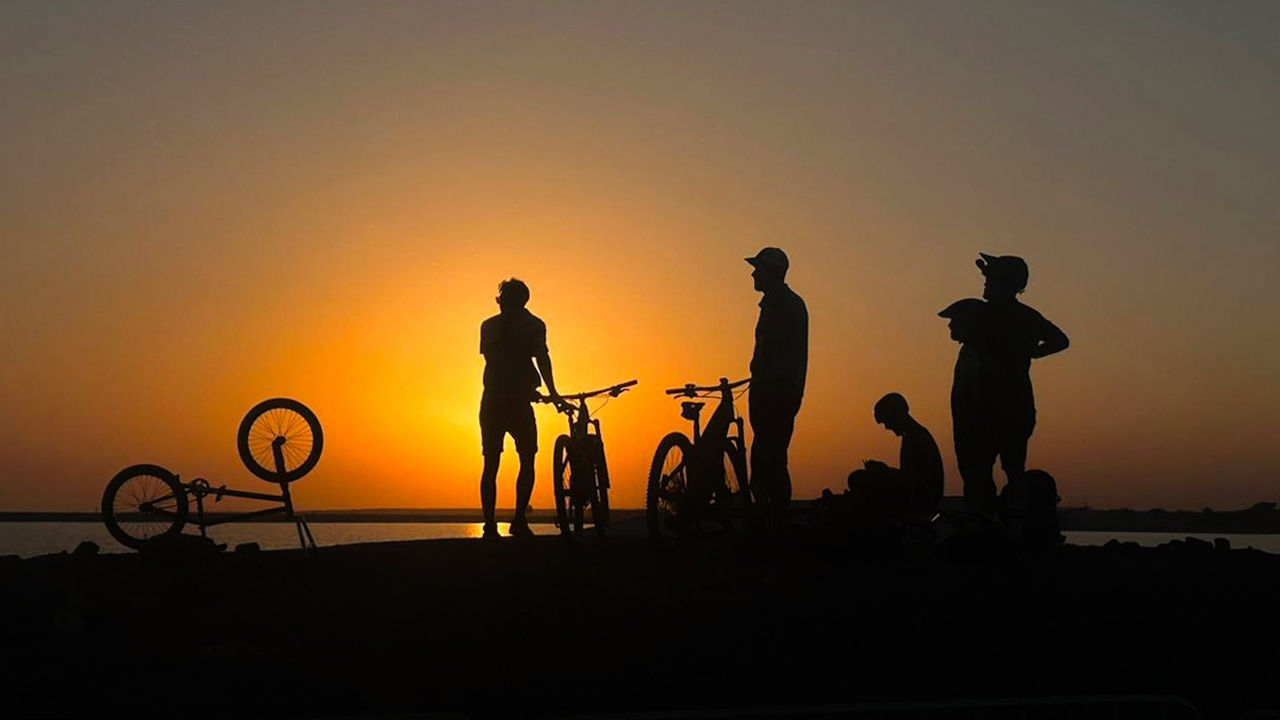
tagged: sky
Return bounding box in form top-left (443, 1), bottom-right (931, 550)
top-left (2, 1), bottom-right (1278, 512)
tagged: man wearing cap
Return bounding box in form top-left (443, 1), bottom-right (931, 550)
top-left (746, 247), bottom-right (808, 528)
top-left (939, 254), bottom-right (1069, 521)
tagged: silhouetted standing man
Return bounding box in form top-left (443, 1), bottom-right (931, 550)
top-left (478, 279), bottom-right (564, 539)
top-left (940, 254), bottom-right (1069, 520)
top-left (747, 247), bottom-right (808, 528)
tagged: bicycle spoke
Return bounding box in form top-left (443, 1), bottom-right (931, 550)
top-left (243, 407), bottom-right (314, 474)
top-left (283, 442), bottom-right (304, 470)
top-left (106, 467), bottom-right (186, 548)
top-left (237, 399), bottom-right (323, 484)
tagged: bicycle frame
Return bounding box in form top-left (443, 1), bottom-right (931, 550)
top-left (670, 377), bottom-right (748, 468)
top-left (560, 396), bottom-right (603, 444)
top-left (104, 397), bottom-right (323, 552)
top-left (557, 398), bottom-right (610, 504)
top-left (540, 380), bottom-right (635, 535)
top-left (662, 377), bottom-right (751, 515)
top-left (140, 463), bottom-right (316, 548)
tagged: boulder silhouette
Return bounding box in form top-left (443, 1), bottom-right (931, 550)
top-left (139, 533), bottom-right (222, 559)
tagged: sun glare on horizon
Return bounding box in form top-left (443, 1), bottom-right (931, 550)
top-left (1, 2), bottom-right (1278, 513)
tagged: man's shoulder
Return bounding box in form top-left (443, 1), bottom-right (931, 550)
top-left (483, 310), bottom-right (545, 329)
top-left (1010, 301), bottom-right (1055, 330)
top-left (513, 310), bottom-right (548, 347)
top-left (480, 314), bottom-right (503, 340)
top-left (515, 310), bottom-right (547, 337)
top-left (906, 421), bottom-right (938, 444)
top-left (1012, 300), bottom-right (1045, 317)
top-left (987, 300), bottom-right (1044, 325)
top-left (768, 284), bottom-right (808, 314)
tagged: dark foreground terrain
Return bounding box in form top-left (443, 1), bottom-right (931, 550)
top-left (1, 528), bottom-right (1278, 719)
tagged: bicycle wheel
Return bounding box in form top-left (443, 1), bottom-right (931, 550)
top-left (101, 464), bottom-right (189, 550)
top-left (713, 436), bottom-right (751, 532)
top-left (570, 437), bottom-right (602, 535)
top-left (722, 436), bottom-right (750, 504)
top-left (646, 432), bottom-right (693, 543)
top-left (552, 435), bottom-right (573, 535)
top-left (591, 438), bottom-right (611, 536)
top-left (237, 398), bottom-right (323, 483)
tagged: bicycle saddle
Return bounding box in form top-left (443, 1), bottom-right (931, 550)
top-left (680, 402), bottom-right (705, 421)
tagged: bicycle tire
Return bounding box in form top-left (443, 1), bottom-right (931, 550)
top-left (237, 398), bottom-right (323, 484)
top-left (646, 432), bottom-right (694, 543)
top-left (714, 436), bottom-right (751, 533)
top-left (592, 438), bottom-right (611, 536)
top-left (723, 436), bottom-right (750, 505)
top-left (571, 439), bottom-right (591, 535)
top-left (573, 435), bottom-right (604, 536)
top-left (101, 464), bottom-right (189, 550)
top-left (552, 435), bottom-right (573, 535)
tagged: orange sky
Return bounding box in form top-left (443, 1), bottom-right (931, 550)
top-left (2, 2), bottom-right (1278, 511)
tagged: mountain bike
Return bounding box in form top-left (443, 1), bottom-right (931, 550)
top-left (646, 377), bottom-right (751, 543)
top-left (100, 397), bottom-right (323, 551)
top-left (539, 379), bottom-right (637, 536)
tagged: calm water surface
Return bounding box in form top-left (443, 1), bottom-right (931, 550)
top-left (1, 523), bottom-right (1277, 558)
top-left (0, 522), bottom-right (559, 557)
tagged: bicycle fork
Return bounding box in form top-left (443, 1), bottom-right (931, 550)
top-left (274, 437), bottom-right (317, 550)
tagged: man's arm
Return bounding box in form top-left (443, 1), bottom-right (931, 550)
top-left (1032, 318), bottom-right (1070, 359)
top-left (535, 352), bottom-right (567, 408)
top-left (530, 318), bottom-right (566, 407)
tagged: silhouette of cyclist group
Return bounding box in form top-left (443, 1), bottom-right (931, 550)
top-left (478, 248), bottom-right (1068, 545)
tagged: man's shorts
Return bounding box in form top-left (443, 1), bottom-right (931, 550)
top-left (479, 395), bottom-right (537, 456)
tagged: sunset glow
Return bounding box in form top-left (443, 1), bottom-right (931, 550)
top-left (2, 2), bottom-right (1278, 512)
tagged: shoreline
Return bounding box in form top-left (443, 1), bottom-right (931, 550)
top-left (0, 509), bottom-right (620, 524)
top-left (6, 502), bottom-right (1280, 534)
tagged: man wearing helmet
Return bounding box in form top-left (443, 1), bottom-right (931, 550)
top-left (939, 254), bottom-right (1069, 521)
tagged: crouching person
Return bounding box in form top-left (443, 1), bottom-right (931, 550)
top-left (846, 393), bottom-right (944, 525)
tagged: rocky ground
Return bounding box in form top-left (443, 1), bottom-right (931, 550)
top-left (1, 528), bottom-right (1278, 719)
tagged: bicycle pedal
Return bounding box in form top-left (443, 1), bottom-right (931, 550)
top-left (215, 486), bottom-right (226, 502)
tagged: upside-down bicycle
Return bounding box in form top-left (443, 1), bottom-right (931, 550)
top-left (646, 377), bottom-right (751, 543)
top-left (539, 379), bottom-right (637, 536)
top-left (100, 397), bottom-right (323, 550)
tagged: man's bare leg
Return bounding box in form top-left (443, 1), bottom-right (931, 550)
top-left (480, 454), bottom-right (500, 532)
top-left (509, 448), bottom-right (535, 520)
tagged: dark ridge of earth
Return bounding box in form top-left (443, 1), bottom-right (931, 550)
top-left (0, 531), bottom-right (1278, 719)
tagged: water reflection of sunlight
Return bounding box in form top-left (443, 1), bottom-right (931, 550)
top-left (461, 523), bottom-right (559, 538)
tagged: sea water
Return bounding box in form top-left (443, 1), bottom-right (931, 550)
top-left (0, 521), bottom-right (559, 557)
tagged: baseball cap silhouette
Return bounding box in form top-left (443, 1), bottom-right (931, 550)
top-left (746, 247), bottom-right (789, 272)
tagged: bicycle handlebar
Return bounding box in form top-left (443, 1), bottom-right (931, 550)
top-left (537, 379), bottom-right (639, 404)
top-left (664, 377), bottom-right (750, 397)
